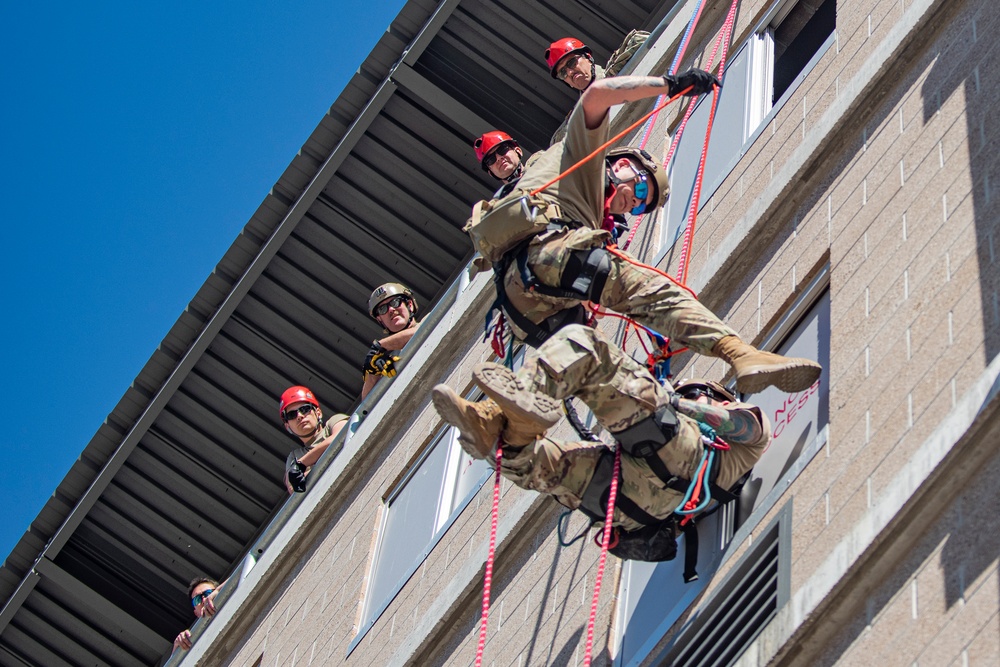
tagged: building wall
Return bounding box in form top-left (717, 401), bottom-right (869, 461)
top-left (180, 0), bottom-right (1000, 664)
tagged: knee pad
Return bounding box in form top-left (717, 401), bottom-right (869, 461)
top-left (613, 405), bottom-right (679, 458)
top-left (561, 247), bottom-right (611, 303)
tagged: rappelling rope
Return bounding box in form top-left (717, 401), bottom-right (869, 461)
top-left (621, 0), bottom-right (708, 252)
top-left (676, 0), bottom-right (741, 283)
top-left (582, 444), bottom-right (621, 667)
top-left (474, 443), bottom-right (503, 667)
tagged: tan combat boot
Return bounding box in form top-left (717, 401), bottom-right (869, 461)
top-left (472, 363), bottom-right (562, 445)
top-left (713, 335), bottom-right (822, 394)
top-left (432, 385), bottom-right (504, 459)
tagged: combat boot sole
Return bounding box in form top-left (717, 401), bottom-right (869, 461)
top-left (431, 385), bottom-right (501, 460)
top-left (472, 363), bottom-right (562, 444)
top-left (733, 357), bottom-right (821, 394)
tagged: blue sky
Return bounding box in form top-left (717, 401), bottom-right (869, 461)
top-left (0, 1), bottom-right (407, 563)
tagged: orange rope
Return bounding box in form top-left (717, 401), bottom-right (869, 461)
top-left (528, 87), bottom-right (692, 197)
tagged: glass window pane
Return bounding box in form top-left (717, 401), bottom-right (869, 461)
top-left (366, 436), bottom-right (450, 615)
top-left (661, 43), bottom-right (749, 251)
top-left (617, 513), bottom-right (725, 666)
top-left (738, 290), bottom-right (831, 517)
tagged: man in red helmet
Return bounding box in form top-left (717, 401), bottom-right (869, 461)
top-left (361, 282), bottom-right (421, 399)
top-left (462, 67), bottom-right (822, 398)
top-left (474, 130), bottom-right (544, 199)
top-left (280, 385), bottom-right (348, 493)
top-left (545, 32), bottom-right (649, 143)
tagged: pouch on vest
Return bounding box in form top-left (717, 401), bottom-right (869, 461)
top-left (463, 190), bottom-right (564, 264)
top-left (607, 518), bottom-right (678, 562)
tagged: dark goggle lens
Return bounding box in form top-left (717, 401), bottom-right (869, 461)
top-left (374, 295), bottom-right (407, 316)
top-left (484, 142), bottom-right (515, 168)
top-left (191, 589), bottom-right (215, 607)
top-left (282, 404), bottom-right (316, 422)
top-left (557, 54), bottom-right (582, 79)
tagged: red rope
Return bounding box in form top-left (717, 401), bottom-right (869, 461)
top-left (528, 89), bottom-right (691, 198)
top-left (474, 443), bottom-right (503, 667)
top-left (583, 445), bottom-right (621, 666)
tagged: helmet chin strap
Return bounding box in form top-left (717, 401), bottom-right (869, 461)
top-left (604, 166), bottom-right (626, 216)
top-left (502, 162), bottom-right (524, 183)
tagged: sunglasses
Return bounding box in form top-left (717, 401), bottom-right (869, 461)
top-left (282, 404), bottom-right (316, 422)
top-left (484, 142), bottom-right (516, 168)
top-left (557, 54), bottom-right (584, 80)
top-left (630, 174), bottom-right (650, 215)
top-left (374, 295), bottom-right (408, 316)
top-left (191, 589), bottom-right (215, 607)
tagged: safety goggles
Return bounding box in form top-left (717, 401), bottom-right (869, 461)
top-left (630, 174), bottom-right (650, 215)
top-left (484, 142), bottom-right (516, 168)
top-left (556, 54), bottom-right (583, 80)
top-left (374, 295), bottom-right (408, 316)
top-left (191, 589), bottom-right (215, 607)
top-left (679, 386), bottom-right (729, 402)
top-left (282, 404), bottom-right (316, 422)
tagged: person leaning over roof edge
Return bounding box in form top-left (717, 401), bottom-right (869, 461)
top-left (361, 282), bottom-right (421, 399)
top-left (463, 67), bottom-right (822, 396)
top-left (172, 576), bottom-right (228, 652)
top-left (280, 385), bottom-right (348, 494)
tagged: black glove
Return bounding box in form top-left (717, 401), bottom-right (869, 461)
top-left (663, 68), bottom-right (720, 97)
top-left (363, 341), bottom-right (400, 377)
top-left (285, 455), bottom-right (307, 494)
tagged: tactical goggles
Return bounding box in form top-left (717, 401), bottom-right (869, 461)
top-left (630, 174), bottom-right (650, 215)
top-left (484, 142), bottom-right (516, 168)
top-left (191, 589), bottom-right (215, 607)
top-left (374, 295), bottom-right (408, 316)
top-left (678, 386), bottom-right (728, 402)
top-left (556, 54), bottom-right (584, 80)
top-left (282, 404), bottom-right (316, 422)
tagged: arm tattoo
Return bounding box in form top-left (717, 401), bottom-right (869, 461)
top-left (674, 398), bottom-right (763, 446)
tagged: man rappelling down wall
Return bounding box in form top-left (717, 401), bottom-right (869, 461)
top-left (434, 67), bottom-right (822, 548)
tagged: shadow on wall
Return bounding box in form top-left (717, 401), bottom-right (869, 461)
top-left (920, 0), bottom-right (1000, 363)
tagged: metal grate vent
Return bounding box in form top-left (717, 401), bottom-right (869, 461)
top-left (659, 504), bottom-right (789, 667)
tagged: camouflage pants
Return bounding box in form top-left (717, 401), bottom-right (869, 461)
top-left (500, 325), bottom-right (769, 531)
top-left (503, 227), bottom-right (738, 355)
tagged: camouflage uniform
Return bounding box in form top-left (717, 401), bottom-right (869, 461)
top-left (500, 99), bottom-right (738, 356)
top-left (498, 325), bottom-right (769, 532)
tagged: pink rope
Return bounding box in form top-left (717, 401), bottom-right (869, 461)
top-left (474, 444), bottom-right (503, 667)
top-left (675, 0), bottom-right (741, 282)
top-left (582, 445), bottom-right (622, 666)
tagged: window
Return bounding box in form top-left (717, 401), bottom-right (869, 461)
top-left (770, 0), bottom-right (836, 103)
top-left (656, 0), bottom-right (835, 257)
top-left (737, 286), bottom-right (830, 520)
top-left (355, 417), bottom-right (492, 641)
top-left (613, 274), bottom-right (829, 666)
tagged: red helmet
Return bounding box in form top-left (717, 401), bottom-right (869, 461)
top-left (279, 386), bottom-right (319, 420)
top-left (545, 37), bottom-right (592, 78)
top-left (473, 131), bottom-right (518, 171)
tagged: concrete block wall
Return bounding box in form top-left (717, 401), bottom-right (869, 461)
top-left (185, 0), bottom-right (999, 664)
